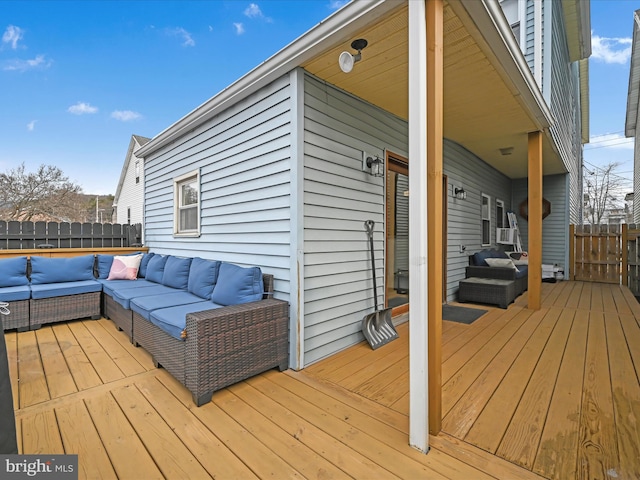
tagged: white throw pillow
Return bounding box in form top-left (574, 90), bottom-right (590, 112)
top-left (107, 254), bottom-right (143, 280)
top-left (484, 257), bottom-right (517, 270)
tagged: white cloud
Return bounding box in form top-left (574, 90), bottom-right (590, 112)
top-left (26, 120), bottom-right (36, 131)
top-left (111, 110), bottom-right (142, 122)
top-left (244, 3), bottom-right (263, 18)
top-left (2, 25), bottom-right (24, 49)
top-left (166, 27), bottom-right (195, 47)
top-left (68, 102), bottom-right (98, 115)
top-left (234, 22), bottom-right (245, 35)
top-left (328, 0), bottom-right (349, 10)
top-left (591, 34), bottom-right (632, 64)
top-left (587, 133), bottom-right (634, 150)
top-left (3, 54), bottom-right (52, 72)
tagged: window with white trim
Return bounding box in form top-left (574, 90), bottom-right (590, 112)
top-left (496, 199), bottom-right (506, 229)
top-left (482, 194), bottom-right (491, 246)
top-left (135, 161), bottom-right (140, 184)
top-left (174, 171), bottom-right (200, 236)
top-left (500, 0), bottom-right (522, 46)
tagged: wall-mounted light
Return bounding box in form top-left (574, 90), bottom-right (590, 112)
top-left (454, 187), bottom-right (467, 200)
top-left (365, 155), bottom-right (384, 177)
top-left (339, 38), bottom-right (368, 73)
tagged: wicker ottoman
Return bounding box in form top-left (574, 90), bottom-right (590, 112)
top-left (459, 277), bottom-right (516, 309)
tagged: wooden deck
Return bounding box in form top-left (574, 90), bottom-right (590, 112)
top-left (7, 317), bottom-right (540, 479)
top-left (5, 281), bottom-right (640, 479)
top-left (305, 281), bottom-right (640, 480)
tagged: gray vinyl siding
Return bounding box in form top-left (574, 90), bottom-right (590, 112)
top-left (302, 73), bottom-right (408, 365)
top-left (523, 0), bottom-right (536, 73)
top-left (116, 143), bottom-right (144, 228)
top-left (636, 130), bottom-right (640, 223)
top-left (548, 0), bottom-right (583, 223)
top-left (142, 74), bottom-right (294, 300)
top-left (513, 174), bottom-right (569, 272)
top-left (444, 140), bottom-right (512, 302)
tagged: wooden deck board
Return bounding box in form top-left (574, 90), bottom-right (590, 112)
top-left (6, 281), bottom-right (640, 480)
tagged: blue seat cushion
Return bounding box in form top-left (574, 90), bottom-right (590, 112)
top-left (138, 253), bottom-right (155, 278)
top-left (30, 280), bottom-right (102, 300)
top-left (187, 258), bottom-right (220, 300)
top-left (161, 256), bottom-right (192, 289)
top-left (130, 291), bottom-right (209, 320)
top-left (149, 301), bottom-right (221, 340)
top-left (99, 279), bottom-right (158, 297)
top-left (112, 284), bottom-right (182, 309)
top-left (0, 285), bottom-right (31, 302)
top-left (145, 255), bottom-right (168, 283)
top-left (515, 265), bottom-right (528, 278)
top-left (211, 263), bottom-right (264, 306)
top-left (0, 257), bottom-right (29, 287)
top-left (31, 255), bottom-right (95, 284)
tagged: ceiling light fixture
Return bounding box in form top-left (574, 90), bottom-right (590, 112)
top-left (339, 38), bottom-right (368, 73)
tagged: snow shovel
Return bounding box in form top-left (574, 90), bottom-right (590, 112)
top-left (362, 220), bottom-right (398, 349)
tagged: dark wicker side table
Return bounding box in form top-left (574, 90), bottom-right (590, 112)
top-left (458, 277), bottom-right (516, 309)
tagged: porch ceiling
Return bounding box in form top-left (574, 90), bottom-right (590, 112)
top-left (302, 1), bottom-right (565, 179)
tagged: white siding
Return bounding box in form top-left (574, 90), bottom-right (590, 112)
top-left (302, 73), bottom-right (408, 365)
top-left (443, 140), bottom-right (512, 302)
top-left (143, 74), bottom-right (294, 300)
top-left (115, 139), bottom-right (145, 228)
top-left (635, 129), bottom-right (640, 223)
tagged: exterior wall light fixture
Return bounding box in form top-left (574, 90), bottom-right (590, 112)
top-left (454, 187), bottom-right (467, 200)
top-left (365, 155), bottom-right (384, 177)
top-left (339, 38), bottom-right (368, 73)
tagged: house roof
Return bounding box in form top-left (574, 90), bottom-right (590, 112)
top-left (626, 9), bottom-right (640, 137)
top-left (113, 134), bottom-right (150, 204)
top-left (138, 0), bottom-right (587, 179)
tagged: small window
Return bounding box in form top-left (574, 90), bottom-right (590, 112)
top-left (135, 161), bottom-right (140, 184)
top-left (174, 171), bottom-right (200, 236)
top-left (482, 194), bottom-right (491, 246)
top-left (496, 199), bottom-right (505, 229)
top-left (127, 207), bottom-right (131, 224)
top-left (500, 0), bottom-right (521, 46)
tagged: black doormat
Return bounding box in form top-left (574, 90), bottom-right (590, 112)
top-left (442, 304), bottom-right (487, 324)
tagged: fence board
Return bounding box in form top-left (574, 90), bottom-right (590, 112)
top-left (0, 221), bottom-right (141, 249)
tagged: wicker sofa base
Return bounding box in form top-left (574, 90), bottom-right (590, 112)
top-left (459, 277), bottom-right (516, 309)
top-left (29, 292), bottom-right (102, 329)
top-left (1, 300), bottom-right (30, 331)
top-left (130, 298), bottom-right (289, 406)
top-left (104, 295), bottom-right (134, 342)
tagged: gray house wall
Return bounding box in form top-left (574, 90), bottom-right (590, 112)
top-left (444, 140), bottom-right (513, 302)
top-left (142, 74), bottom-right (294, 302)
top-left (301, 73), bottom-right (408, 365)
top-left (513, 173), bottom-right (569, 273)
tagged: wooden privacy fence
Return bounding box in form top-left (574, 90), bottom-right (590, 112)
top-left (0, 221), bottom-right (142, 249)
top-left (570, 224), bottom-right (640, 296)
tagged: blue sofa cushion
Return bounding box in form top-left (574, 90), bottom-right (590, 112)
top-left (515, 265), bottom-right (528, 279)
top-left (130, 291), bottom-right (209, 320)
top-left (30, 280), bottom-right (102, 300)
top-left (149, 301), bottom-right (221, 340)
top-left (96, 254), bottom-right (114, 279)
top-left (0, 285), bottom-right (31, 302)
top-left (30, 255), bottom-right (95, 284)
top-left (161, 256), bottom-right (192, 289)
top-left (99, 278), bottom-right (157, 297)
top-left (187, 258), bottom-right (220, 300)
top-left (138, 253), bottom-right (155, 278)
top-left (0, 257), bottom-right (28, 287)
top-left (145, 255), bottom-right (168, 283)
top-left (112, 284), bottom-right (181, 310)
top-left (472, 249), bottom-right (509, 267)
top-left (211, 263), bottom-right (264, 306)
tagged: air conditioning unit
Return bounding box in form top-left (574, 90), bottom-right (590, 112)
top-left (496, 228), bottom-right (516, 244)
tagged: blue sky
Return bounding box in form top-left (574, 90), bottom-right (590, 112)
top-left (0, 0), bottom-right (636, 196)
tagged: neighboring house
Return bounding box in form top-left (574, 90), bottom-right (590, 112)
top-left (112, 135), bottom-right (150, 231)
top-left (626, 8), bottom-right (640, 224)
top-left (135, 0), bottom-right (589, 450)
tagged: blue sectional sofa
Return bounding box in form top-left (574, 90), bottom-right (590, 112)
top-left (0, 252), bottom-right (289, 406)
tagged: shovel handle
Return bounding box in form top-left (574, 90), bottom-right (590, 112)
top-left (364, 220), bottom-right (378, 311)
top-left (364, 220), bottom-right (375, 238)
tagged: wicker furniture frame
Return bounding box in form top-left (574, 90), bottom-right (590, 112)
top-left (458, 277), bottom-right (516, 309)
top-left (29, 292), bottom-right (101, 329)
top-left (466, 265), bottom-right (527, 295)
top-left (0, 300), bottom-right (29, 331)
top-left (104, 294), bottom-right (134, 341)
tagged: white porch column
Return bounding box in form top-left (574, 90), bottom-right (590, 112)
top-left (408, 0), bottom-right (430, 453)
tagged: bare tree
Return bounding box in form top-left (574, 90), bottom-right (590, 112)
top-left (583, 161), bottom-right (627, 225)
top-left (0, 163), bottom-right (83, 221)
